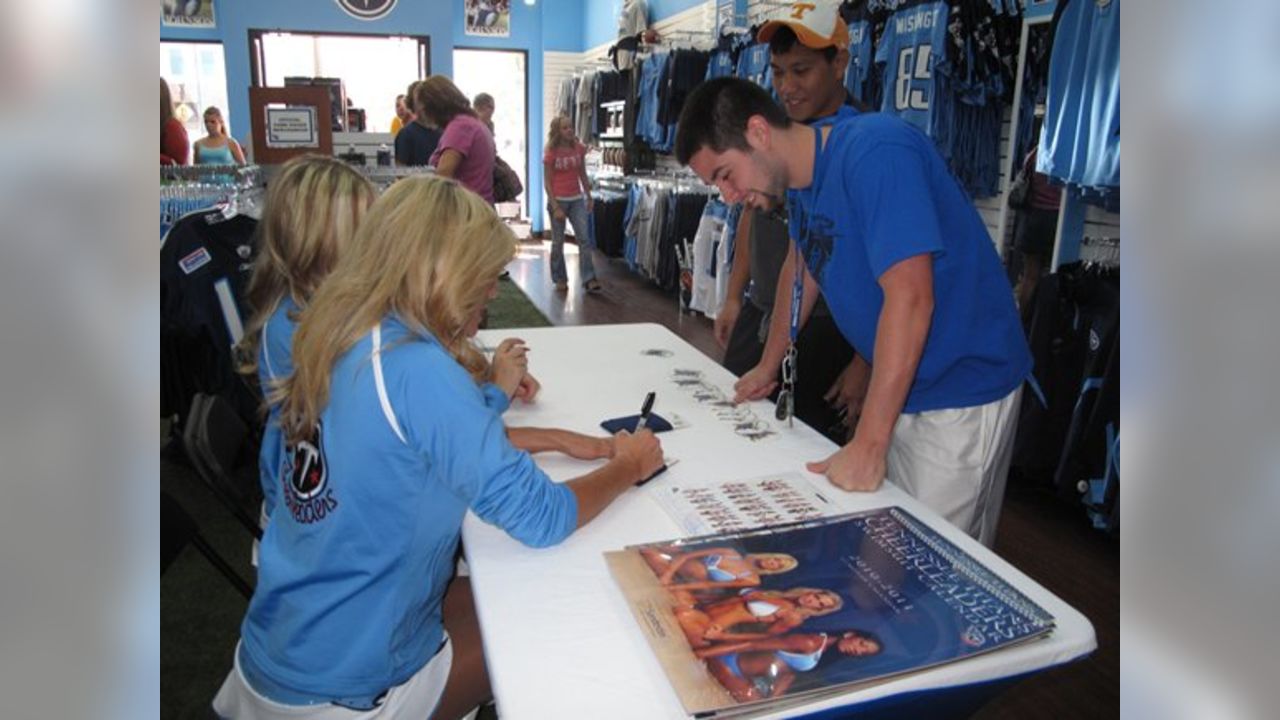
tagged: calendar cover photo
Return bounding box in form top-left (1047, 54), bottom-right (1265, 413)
top-left (604, 507), bottom-right (1056, 717)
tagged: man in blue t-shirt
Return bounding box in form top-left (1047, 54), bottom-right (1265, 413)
top-left (675, 77), bottom-right (1030, 547)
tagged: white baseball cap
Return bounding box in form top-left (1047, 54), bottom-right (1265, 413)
top-left (757, 2), bottom-right (849, 50)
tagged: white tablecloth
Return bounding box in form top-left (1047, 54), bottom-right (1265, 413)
top-left (465, 323), bottom-right (1095, 719)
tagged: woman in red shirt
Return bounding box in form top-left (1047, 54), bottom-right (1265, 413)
top-left (160, 78), bottom-right (189, 166)
top-left (542, 116), bottom-right (602, 293)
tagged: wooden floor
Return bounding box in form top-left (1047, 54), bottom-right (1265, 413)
top-left (505, 239), bottom-right (1120, 719)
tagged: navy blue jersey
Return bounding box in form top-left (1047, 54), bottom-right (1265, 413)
top-left (160, 208), bottom-right (261, 425)
top-left (875, 0), bottom-right (951, 138)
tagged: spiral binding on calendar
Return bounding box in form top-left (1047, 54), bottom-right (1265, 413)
top-left (889, 507), bottom-right (1055, 627)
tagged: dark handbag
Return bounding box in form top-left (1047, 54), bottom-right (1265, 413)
top-left (493, 155), bottom-right (523, 203)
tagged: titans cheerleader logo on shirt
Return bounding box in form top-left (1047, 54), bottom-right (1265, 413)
top-left (282, 423), bottom-right (339, 523)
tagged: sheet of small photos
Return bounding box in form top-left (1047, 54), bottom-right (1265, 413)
top-left (650, 472), bottom-right (838, 537)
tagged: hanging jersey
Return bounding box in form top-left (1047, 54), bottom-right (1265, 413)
top-left (737, 43), bottom-right (772, 92)
top-left (875, 0), bottom-right (951, 137)
top-left (1037, 0), bottom-right (1119, 188)
top-left (160, 208), bottom-right (260, 425)
top-left (844, 17), bottom-right (873, 103)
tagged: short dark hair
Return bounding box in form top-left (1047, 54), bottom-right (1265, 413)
top-left (768, 25), bottom-right (838, 63)
top-left (675, 77), bottom-right (791, 165)
top-left (473, 92), bottom-right (494, 110)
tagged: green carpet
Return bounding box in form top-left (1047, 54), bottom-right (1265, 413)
top-left (488, 277), bottom-right (552, 329)
top-left (161, 279), bottom-right (546, 718)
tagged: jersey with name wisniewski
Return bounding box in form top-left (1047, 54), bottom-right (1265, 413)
top-left (787, 113), bottom-right (1030, 413)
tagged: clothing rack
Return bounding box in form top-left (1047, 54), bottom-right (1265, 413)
top-left (161, 166), bottom-right (265, 238)
top-left (1079, 236), bottom-right (1119, 268)
top-left (629, 168), bottom-right (717, 194)
top-left (162, 164), bottom-right (261, 187)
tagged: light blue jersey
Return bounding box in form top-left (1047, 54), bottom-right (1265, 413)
top-left (875, 0), bottom-right (951, 138)
top-left (844, 17), bottom-right (873, 103)
top-left (787, 114), bottom-right (1031, 413)
top-left (1038, 0), bottom-right (1119, 188)
top-left (240, 316), bottom-right (575, 704)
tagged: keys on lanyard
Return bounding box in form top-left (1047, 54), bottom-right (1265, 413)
top-left (776, 344), bottom-right (797, 426)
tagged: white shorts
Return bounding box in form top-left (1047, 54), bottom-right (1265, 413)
top-left (886, 387), bottom-right (1022, 548)
top-left (212, 636), bottom-right (453, 720)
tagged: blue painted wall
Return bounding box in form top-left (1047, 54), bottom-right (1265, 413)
top-left (542, 0), bottom-right (583, 52)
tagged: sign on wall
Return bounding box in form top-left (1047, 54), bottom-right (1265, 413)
top-left (335, 0), bottom-right (399, 21)
top-left (161, 0), bottom-right (216, 28)
top-left (464, 0), bottom-right (511, 37)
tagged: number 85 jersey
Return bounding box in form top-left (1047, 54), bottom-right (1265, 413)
top-left (875, 0), bottom-right (951, 137)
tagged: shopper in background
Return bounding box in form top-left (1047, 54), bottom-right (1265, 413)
top-left (1013, 145), bottom-right (1062, 315)
top-left (473, 92), bottom-right (495, 135)
top-left (390, 93), bottom-right (413, 135)
top-left (543, 115), bottom-right (602, 294)
top-left (193, 106), bottom-right (246, 165)
top-left (415, 76), bottom-right (496, 203)
top-left (160, 78), bottom-right (189, 166)
top-left (213, 175), bottom-right (663, 720)
top-left (395, 80), bottom-right (443, 167)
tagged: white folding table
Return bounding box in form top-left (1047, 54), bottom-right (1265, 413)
top-left (465, 323), bottom-right (1095, 719)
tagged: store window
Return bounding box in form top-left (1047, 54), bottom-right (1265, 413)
top-left (161, 41), bottom-right (230, 141)
top-left (250, 31), bottom-right (430, 133)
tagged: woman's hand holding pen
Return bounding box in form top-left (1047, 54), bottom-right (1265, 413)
top-left (613, 429), bottom-right (664, 485)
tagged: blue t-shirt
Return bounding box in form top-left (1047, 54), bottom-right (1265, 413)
top-left (787, 113), bottom-right (1031, 413)
top-left (240, 316), bottom-right (573, 703)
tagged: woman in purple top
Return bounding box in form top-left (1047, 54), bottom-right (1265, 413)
top-left (415, 76), bottom-right (497, 203)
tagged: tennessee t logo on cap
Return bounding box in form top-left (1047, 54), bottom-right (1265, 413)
top-left (758, 1), bottom-right (849, 51)
top-left (790, 2), bottom-right (817, 19)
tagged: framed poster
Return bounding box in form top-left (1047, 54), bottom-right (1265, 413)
top-left (161, 0), bottom-right (216, 28)
top-left (464, 0), bottom-right (510, 37)
top-left (265, 107), bottom-right (318, 148)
